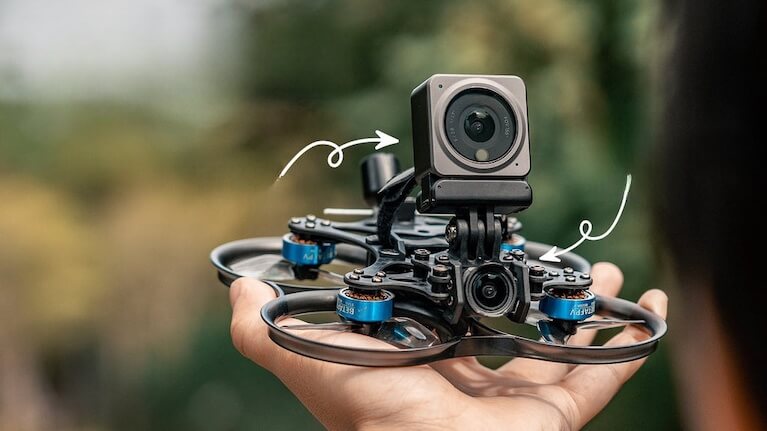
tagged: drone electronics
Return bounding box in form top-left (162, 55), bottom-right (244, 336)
top-left (210, 74), bottom-right (666, 367)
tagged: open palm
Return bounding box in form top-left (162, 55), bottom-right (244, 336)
top-left (229, 262), bottom-right (667, 430)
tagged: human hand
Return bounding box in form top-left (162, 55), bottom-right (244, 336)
top-left (229, 262), bottom-right (668, 430)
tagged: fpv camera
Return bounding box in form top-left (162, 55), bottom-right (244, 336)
top-left (411, 74), bottom-right (532, 214)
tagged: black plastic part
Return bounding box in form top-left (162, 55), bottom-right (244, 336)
top-left (417, 175), bottom-right (533, 214)
top-left (375, 168), bottom-right (417, 249)
top-left (361, 153), bottom-right (400, 207)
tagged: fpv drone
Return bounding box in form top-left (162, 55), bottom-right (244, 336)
top-left (210, 74), bottom-right (666, 366)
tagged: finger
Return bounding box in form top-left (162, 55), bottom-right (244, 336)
top-left (560, 262), bottom-right (624, 346)
top-left (229, 277), bottom-right (280, 367)
top-left (497, 262), bottom-right (624, 383)
top-left (554, 289), bottom-right (668, 429)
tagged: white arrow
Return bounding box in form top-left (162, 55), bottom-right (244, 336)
top-left (277, 130), bottom-right (399, 179)
top-left (539, 174), bottom-right (632, 263)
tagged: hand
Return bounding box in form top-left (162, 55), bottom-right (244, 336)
top-left (229, 262), bottom-right (668, 431)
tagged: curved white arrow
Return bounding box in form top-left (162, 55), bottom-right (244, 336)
top-left (539, 174), bottom-right (632, 263)
top-left (277, 130), bottom-right (399, 179)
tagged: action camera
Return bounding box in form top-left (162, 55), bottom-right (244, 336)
top-left (411, 74), bottom-right (532, 214)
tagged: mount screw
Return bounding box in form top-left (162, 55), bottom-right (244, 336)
top-left (353, 268), bottom-right (364, 274)
top-left (413, 249), bottom-right (430, 261)
top-left (306, 214), bottom-right (317, 221)
top-left (563, 267), bottom-right (574, 275)
top-left (433, 264), bottom-right (450, 277)
top-left (530, 265), bottom-right (546, 277)
top-left (372, 276), bottom-right (383, 283)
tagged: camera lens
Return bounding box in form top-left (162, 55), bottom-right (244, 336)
top-left (464, 264), bottom-right (515, 317)
top-left (473, 272), bottom-right (507, 310)
top-left (444, 88), bottom-right (517, 164)
top-left (464, 110), bottom-right (495, 143)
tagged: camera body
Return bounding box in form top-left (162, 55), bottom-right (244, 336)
top-left (411, 74), bottom-right (532, 214)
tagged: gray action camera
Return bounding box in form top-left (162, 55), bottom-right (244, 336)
top-left (411, 74), bottom-right (532, 214)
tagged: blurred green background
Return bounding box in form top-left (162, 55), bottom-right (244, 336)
top-left (0, 0), bottom-right (679, 429)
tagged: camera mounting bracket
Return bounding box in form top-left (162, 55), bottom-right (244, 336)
top-left (447, 207), bottom-right (502, 263)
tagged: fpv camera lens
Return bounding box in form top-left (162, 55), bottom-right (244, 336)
top-left (471, 271), bottom-right (509, 311)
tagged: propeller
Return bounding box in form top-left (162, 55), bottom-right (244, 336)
top-left (282, 316), bottom-right (440, 348)
top-left (526, 306), bottom-right (645, 345)
top-left (229, 254), bottom-right (345, 284)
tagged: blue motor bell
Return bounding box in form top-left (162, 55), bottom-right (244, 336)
top-left (336, 288), bottom-right (394, 323)
top-left (500, 234), bottom-right (526, 253)
top-left (539, 289), bottom-right (596, 321)
top-left (282, 233), bottom-right (336, 266)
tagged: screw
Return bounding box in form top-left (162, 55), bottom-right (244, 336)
top-left (375, 271), bottom-right (386, 277)
top-left (530, 265), bottom-right (546, 277)
top-left (290, 217), bottom-right (301, 224)
top-left (305, 221), bottom-right (316, 228)
top-left (580, 273), bottom-right (591, 279)
top-left (372, 276), bottom-right (383, 283)
top-left (438, 255), bottom-right (450, 262)
top-left (445, 224), bottom-right (458, 243)
top-left (348, 274), bottom-right (360, 280)
top-left (511, 249), bottom-right (525, 261)
top-left (321, 219), bottom-right (331, 226)
top-left (353, 268), bottom-right (364, 274)
top-left (563, 267), bottom-right (574, 274)
top-left (549, 271), bottom-right (560, 277)
top-left (433, 264), bottom-right (450, 277)
top-left (306, 214), bottom-right (316, 221)
top-left (565, 275), bottom-right (576, 282)
top-left (413, 249), bottom-right (430, 261)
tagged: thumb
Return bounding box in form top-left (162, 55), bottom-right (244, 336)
top-left (229, 277), bottom-right (278, 366)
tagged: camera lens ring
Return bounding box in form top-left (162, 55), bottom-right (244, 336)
top-left (463, 263), bottom-right (516, 318)
top-left (431, 78), bottom-right (528, 174)
top-left (445, 89), bottom-right (516, 163)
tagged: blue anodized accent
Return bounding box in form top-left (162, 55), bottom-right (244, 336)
top-left (336, 288), bottom-right (394, 323)
top-left (500, 234), bottom-right (526, 253)
top-left (282, 233), bottom-right (336, 265)
top-left (539, 290), bottom-right (596, 321)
